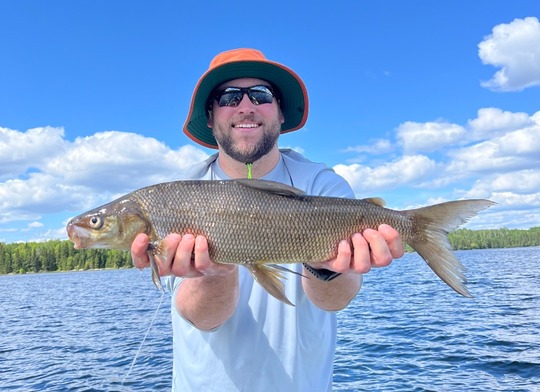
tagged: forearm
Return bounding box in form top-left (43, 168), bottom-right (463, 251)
top-left (176, 267), bottom-right (239, 331)
top-left (302, 268), bottom-right (362, 311)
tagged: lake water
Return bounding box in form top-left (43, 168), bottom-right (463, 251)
top-left (1, 247), bottom-right (539, 391)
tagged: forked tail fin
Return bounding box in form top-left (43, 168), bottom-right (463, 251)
top-left (405, 199), bottom-right (496, 297)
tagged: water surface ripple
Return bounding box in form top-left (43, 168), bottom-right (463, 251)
top-left (335, 247), bottom-right (540, 391)
top-left (1, 247), bottom-right (539, 391)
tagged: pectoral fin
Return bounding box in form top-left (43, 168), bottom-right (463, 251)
top-left (269, 264), bottom-right (307, 278)
top-left (147, 241), bottom-right (166, 291)
top-left (245, 263), bottom-right (294, 306)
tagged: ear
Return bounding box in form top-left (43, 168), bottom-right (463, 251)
top-left (279, 107), bottom-right (285, 125)
top-left (207, 110), bottom-right (214, 128)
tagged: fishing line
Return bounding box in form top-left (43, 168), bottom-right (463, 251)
top-left (122, 289), bottom-right (165, 385)
top-left (246, 162), bottom-right (253, 179)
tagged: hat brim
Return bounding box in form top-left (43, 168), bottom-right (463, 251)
top-left (183, 60), bottom-right (309, 149)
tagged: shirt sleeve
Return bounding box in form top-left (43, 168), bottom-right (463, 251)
top-left (165, 275), bottom-right (182, 292)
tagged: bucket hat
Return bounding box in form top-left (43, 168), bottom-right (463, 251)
top-left (183, 48), bottom-right (309, 148)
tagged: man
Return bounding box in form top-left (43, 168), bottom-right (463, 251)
top-left (131, 48), bottom-right (404, 391)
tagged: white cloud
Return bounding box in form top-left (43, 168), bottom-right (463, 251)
top-left (0, 127), bottom-right (209, 228)
top-left (0, 174), bottom-right (92, 217)
top-left (343, 138), bottom-right (393, 155)
top-left (469, 206), bottom-right (540, 230)
top-left (0, 210), bottom-right (41, 225)
top-left (461, 170), bottom-right (540, 199)
top-left (396, 121), bottom-right (466, 153)
top-left (479, 17), bottom-right (540, 92)
top-left (334, 155), bottom-right (436, 194)
top-left (27, 227), bottom-right (69, 243)
top-left (499, 127), bottom-right (540, 157)
top-left (448, 123), bottom-right (540, 174)
top-left (0, 126), bottom-right (67, 179)
top-left (491, 171), bottom-right (540, 193)
top-left (488, 192), bottom-right (540, 209)
top-left (44, 131), bottom-right (208, 191)
top-left (334, 108), bottom-right (540, 230)
top-left (467, 108), bottom-right (534, 139)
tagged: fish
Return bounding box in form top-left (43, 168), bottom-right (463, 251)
top-left (66, 179), bottom-right (496, 305)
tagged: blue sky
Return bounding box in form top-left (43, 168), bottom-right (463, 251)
top-left (1, 1), bottom-right (539, 243)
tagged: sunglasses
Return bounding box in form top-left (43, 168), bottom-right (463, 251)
top-left (210, 85), bottom-right (278, 108)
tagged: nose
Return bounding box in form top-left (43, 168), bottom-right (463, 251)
top-left (236, 93), bottom-right (255, 112)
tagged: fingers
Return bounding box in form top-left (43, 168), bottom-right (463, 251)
top-left (131, 233), bottom-right (150, 269)
top-left (330, 225), bottom-right (403, 275)
top-left (320, 235), bottom-right (371, 274)
top-left (193, 235), bottom-right (237, 276)
top-left (361, 228), bottom-right (393, 268)
top-left (168, 234), bottom-right (201, 278)
top-left (378, 224), bottom-right (405, 259)
top-left (350, 233), bottom-right (372, 274)
top-left (155, 234), bottom-right (235, 278)
top-left (194, 235), bottom-right (212, 270)
top-left (132, 233), bottom-right (199, 277)
top-left (331, 240), bottom-right (353, 273)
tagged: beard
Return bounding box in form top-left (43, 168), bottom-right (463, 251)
top-left (212, 116), bottom-right (281, 164)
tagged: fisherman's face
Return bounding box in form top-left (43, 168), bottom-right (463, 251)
top-left (207, 78), bottom-right (285, 164)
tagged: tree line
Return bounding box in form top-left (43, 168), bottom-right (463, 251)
top-left (449, 227), bottom-right (540, 250)
top-left (0, 227), bottom-right (539, 275)
top-left (0, 240), bottom-right (132, 275)
top-left (401, 227), bottom-right (540, 253)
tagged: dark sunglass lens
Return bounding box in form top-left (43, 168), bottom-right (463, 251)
top-left (217, 90), bottom-right (243, 107)
top-left (248, 91), bottom-right (273, 105)
top-left (214, 85), bottom-right (274, 107)
top-left (248, 86), bottom-right (274, 105)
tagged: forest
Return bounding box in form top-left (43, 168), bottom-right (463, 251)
top-left (0, 227), bottom-right (539, 275)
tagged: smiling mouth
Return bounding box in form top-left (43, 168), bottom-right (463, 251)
top-left (233, 123), bottom-right (261, 129)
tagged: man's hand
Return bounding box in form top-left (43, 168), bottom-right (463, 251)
top-left (130, 233), bottom-right (236, 278)
top-left (132, 233), bottom-right (239, 331)
top-left (303, 224), bottom-right (404, 311)
top-left (308, 224), bottom-right (404, 274)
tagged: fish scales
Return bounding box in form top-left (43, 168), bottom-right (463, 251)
top-left (66, 179), bottom-right (496, 305)
top-left (131, 180), bottom-right (409, 265)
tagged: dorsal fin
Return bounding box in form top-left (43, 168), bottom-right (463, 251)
top-left (234, 179), bottom-right (305, 197)
top-left (361, 197), bottom-right (386, 207)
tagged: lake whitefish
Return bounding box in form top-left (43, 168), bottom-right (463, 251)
top-left (1, 247), bottom-right (539, 391)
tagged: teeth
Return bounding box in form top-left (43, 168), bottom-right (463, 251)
top-left (234, 124), bottom-right (259, 128)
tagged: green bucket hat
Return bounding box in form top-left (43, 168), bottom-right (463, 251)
top-left (183, 48), bottom-right (309, 148)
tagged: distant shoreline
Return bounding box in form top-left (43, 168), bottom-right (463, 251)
top-left (2, 243), bottom-right (540, 277)
top-left (1, 266), bottom-right (134, 277)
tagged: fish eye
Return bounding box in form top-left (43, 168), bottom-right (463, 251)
top-left (88, 216), bottom-right (103, 229)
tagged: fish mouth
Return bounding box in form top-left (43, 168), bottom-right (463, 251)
top-left (66, 222), bottom-right (86, 249)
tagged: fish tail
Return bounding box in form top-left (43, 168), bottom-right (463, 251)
top-left (404, 199), bottom-right (496, 297)
top-left (245, 264), bottom-right (294, 306)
